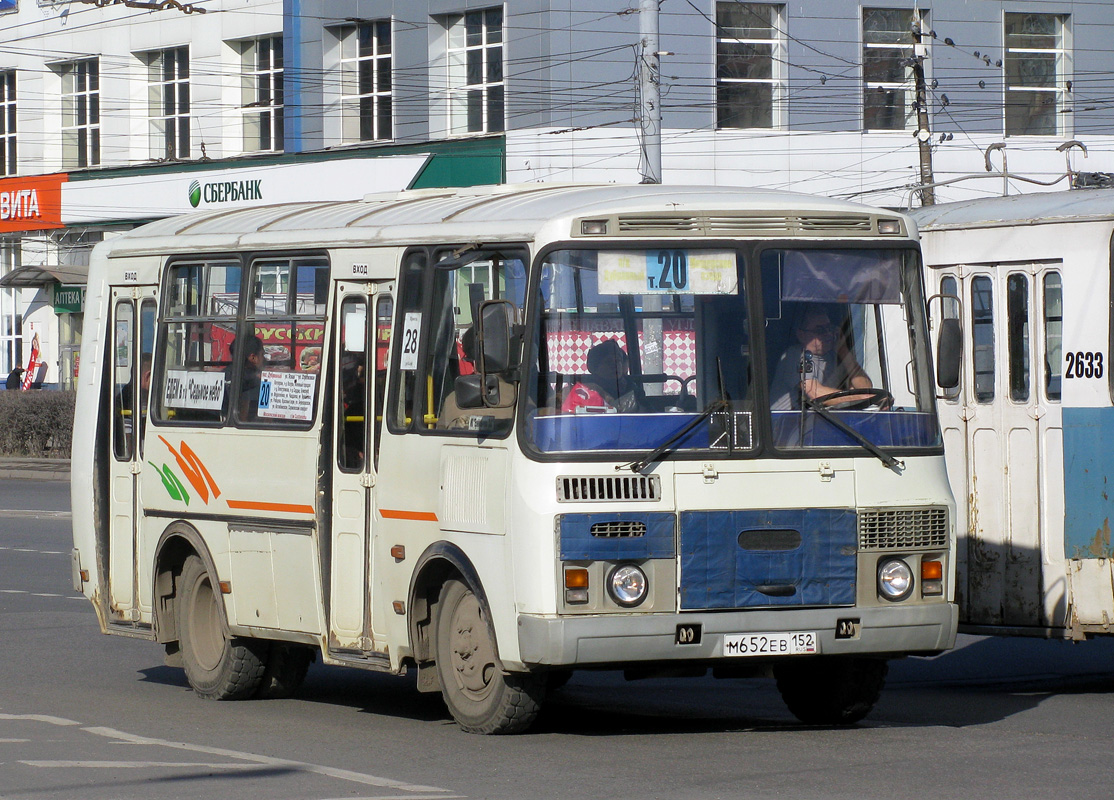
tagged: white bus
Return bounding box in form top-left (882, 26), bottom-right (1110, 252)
top-left (914, 187), bottom-right (1114, 640)
top-left (71, 184), bottom-right (958, 734)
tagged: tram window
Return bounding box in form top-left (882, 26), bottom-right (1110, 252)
top-left (940, 276), bottom-right (961, 401)
top-left (971, 276), bottom-right (995, 403)
top-left (1006, 273), bottom-right (1030, 403)
top-left (1044, 272), bottom-right (1062, 402)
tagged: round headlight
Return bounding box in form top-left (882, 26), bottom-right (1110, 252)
top-left (607, 564), bottom-right (648, 607)
top-left (878, 558), bottom-right (914, 601)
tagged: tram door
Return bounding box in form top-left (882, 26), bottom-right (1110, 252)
top-left (328, 282), bottom-right (393, 653)
top-left (106, 286), bottom-right (158, 623)
top-left (939, 265), bottom-right (1064, 629)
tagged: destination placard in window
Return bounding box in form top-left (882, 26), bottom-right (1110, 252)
top-left (258, 370), bottom-right (316, 421)
top-left (598, 250), bottom-right (737, 295)
top-left (163, 370), bottom-right (226, 411)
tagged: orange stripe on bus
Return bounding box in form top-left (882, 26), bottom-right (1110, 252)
top-left (226, 500), bottom-right (316, 514)
top-left (379, 508), bottom-right (439, 522)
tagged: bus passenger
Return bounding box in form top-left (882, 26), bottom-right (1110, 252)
top-left (770, 308), bottom-right (872, 410)
top-left (561, 339), bottom-right (643, 413)
top-left (231, 334), bottom-right (265, 420)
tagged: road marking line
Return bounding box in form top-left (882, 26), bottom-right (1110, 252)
top-left (0, 738), bottom-right (31, 742)
top-left (21, 760), bottom-right (260, 770)
top-left (0, 589), bottom-right (26, 594)
top-left (82, 727), bottom-right (457, 794)
top-left (32, 593), bottom-right (62, 598)
top-left (0, 509), bottom-right (72, 519)
top-left (0, 714), bottom-right (80, 726)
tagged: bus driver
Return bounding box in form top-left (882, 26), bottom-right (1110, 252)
top-left (770, 307), bottom-right (873, 410)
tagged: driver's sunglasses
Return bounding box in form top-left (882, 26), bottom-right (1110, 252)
top-left (799, 324), bottom-right (837, 336)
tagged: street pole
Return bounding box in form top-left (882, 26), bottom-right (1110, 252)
top-left (638, 0), bottom-right (662, 185)
top-left (911, 21), bottom-right (935, 205)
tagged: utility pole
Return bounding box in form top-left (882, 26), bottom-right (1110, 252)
top-left (911, 20), bottom-right (935, 205)
top-left (638, 0), bottom-right (662, 184)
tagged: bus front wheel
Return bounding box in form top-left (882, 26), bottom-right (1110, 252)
top-left (774, 656), bottom-right (887, 725)
top-left (434, 578), bottom-right (545, 734)
top-left (177, 554), bottom-right (267, 700)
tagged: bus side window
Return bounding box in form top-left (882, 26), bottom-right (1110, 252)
top-left (940, 276), bottom-right (961, 400)
top-left (971, 275), bottom-right (995, 403)
top-left (138, 298), bottom-right (157, 457)
top-left (1006, 273), bottom-right (1030, 403)
top-left (238, 257), bottom-right (327, 426)
top-left (374, 294), bottom-right (392, 468)
top-left (338, 296), bottom-right (367, 472)
top-left (390, 250), bottom-right (426, 431)
top-left (112, 299), bottom-right (135, 461)
top-left (156, 260), bottom-right (242, 425)
top-left (1044, 272), bottom-right (1062, 402)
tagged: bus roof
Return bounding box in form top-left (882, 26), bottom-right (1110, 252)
top-left (911, 187), bottom-right (1114, 231)
top-left (102, 183), bottom-right (908, 256)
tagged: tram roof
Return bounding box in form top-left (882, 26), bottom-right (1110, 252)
top-left (104, 183), bottom-right (903, 255)
top-left (911, 187), bottom-right (1114, 231)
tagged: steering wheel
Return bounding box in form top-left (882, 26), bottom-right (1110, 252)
top-left (813, 387), bottom-right (894, 411)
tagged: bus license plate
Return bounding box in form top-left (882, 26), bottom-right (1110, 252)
top-left (723, 632), bottom-right (818, 657)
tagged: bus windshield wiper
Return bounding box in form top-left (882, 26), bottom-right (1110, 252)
top-left (800, 397), bottom-right (904, 471)
top-left (619, 398), bottom-right (730, 474)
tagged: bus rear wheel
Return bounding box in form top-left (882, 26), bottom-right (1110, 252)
top-left (774, 656), bottom-right (888, 725)
top-left (177, 554), bottom-right (266, 700)
top-left (434, 579), bottom-right (545, 734)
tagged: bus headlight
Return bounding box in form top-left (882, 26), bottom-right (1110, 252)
top-left (877, 558), bottom-right (914, 601)
top-left (607, 564), bottom-right (648, 607)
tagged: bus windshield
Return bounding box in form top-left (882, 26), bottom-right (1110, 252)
top-left (524, 245), bottom-right (940, 457)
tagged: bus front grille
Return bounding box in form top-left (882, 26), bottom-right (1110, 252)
top-left (858, 507), bottom-right (948, 550)
top-left (557, 475), bottom-right (661, 503)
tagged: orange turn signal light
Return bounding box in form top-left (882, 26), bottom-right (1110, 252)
top-left (564, 568), bottom-right (589, 589)
top-left (921, 560), bottom-right (943, 581)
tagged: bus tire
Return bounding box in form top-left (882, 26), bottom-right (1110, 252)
top-left (774, 656), bottom-right (887, 726)
top-left (255, 644), bottom-right (314, 699)
top-left (178, 554), bottom-right (266, 700)
top-left (434, 578), bottom-right (545, 734)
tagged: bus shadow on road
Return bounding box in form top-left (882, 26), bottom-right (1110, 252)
top-left (136, 633), bottom-right (1114, 734)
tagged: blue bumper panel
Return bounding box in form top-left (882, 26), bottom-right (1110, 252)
top-left (680, 509), bottom-right (857, 609)
top-left (559, 512), bottom-right (677, 560)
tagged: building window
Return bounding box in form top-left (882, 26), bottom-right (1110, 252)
top-left (444, 8), bottom-right (504, 135)
top-left (716, 3), bottom-right (786, 129)
top-left (60, 60), bottom-right (100, 168)
top-left (1004, 13), bottom-right (1069, 136)
top-left (340, 21), bottom-right (392, 142)
top-left (862, 8), bottom-right (924, 131)
top-left (241, 37), bottom-right (283, 152)
top-left (145, 46), bottom-right (189, 160)
top-left (0, 72), bottom-right (15, 176)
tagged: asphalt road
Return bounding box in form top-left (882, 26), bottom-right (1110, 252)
top-left (4, 478), bottom-right (1114, 799)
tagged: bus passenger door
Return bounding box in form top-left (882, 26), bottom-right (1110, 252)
top-left (107, 286), bottom-right (157, 624)
top-left (328, 282), bottom-right (391, 653)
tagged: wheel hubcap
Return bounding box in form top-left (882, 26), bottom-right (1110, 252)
top-left (187, 574), bottom-right (224, 671)
top-left (449, 592), bottom-right (496, 700)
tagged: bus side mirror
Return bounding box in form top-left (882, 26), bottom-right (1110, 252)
top-left (453, 374), bottom-right (505, 409)
top-left (477, 299), bottom-right (518, 374)
top-left (936, 317), bottom-right (962, 389)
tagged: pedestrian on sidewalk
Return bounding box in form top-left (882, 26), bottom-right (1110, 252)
top-left (5, 367), bottom-right (23, 390)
